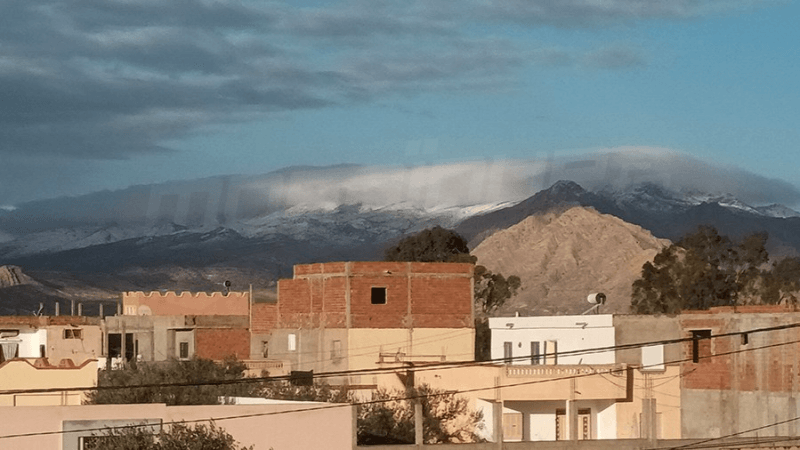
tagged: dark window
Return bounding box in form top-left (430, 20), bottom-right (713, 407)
top-left (63, 328), bottom-right (83, 339)
top-left (503, 342), bottom-right (513, 363)
top-left (691, 329), bottom-right (712, 363)
top-left (262, 340), bottom-right (269, 358)
top-left (179, 342), bottom-right (189, 359)
top-left (371, 287), bottom-right (387, 304)
top-left (531, 341), bottom-right (541, 365)
top-left (107, 333), bottom-right (135, 360)
top-left (40, 344), bottom-right (46, 358)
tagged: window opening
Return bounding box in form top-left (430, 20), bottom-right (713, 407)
top-left (63, 328), bottom-right (83, 339)
top-left (179, 342), bottom-right (189, 359)
top-left (503, 342), bottom-right (513, 364)
top-left (691, 329), bottom-right (712, 363)
top-left (531, 341), bottom-right (541, 365)
top-left (371, 287), bottom-right (387, 304)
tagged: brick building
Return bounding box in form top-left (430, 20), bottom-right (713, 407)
top-left (678, 305), bottom-right (800, 438)
top-left (250, 262), bottom-right (476, 386)
top-left (103, 291), bottom-right (251, 366)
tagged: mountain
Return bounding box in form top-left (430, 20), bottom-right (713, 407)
top-left (472, 207), bottom-right (669, 316)
top-left (460, 181), bottom-right (800, 258)
top-left (0, 265), bottom-right (117, 315)
top-left (1, 168), bottom-right (800, 314)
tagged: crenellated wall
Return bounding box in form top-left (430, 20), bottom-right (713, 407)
top-left (122, 291), bottom-right (250, 316)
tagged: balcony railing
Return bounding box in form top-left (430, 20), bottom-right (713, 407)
top-left (243, 359), bottom-right (289, 376)
top-left (505, 364), bottom-right (627, 378)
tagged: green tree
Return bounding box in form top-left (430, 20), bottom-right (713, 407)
top-left (357, 384), bottom-right (483, 445)
top-left (762, 257), bottom-right (800, 305)
top-left (86, 356), bottom-right (260, 406)
top-left (631, 227), bottom-right (773, 314)
top-left (473, 265), bottom-right (520, 360)
top-left (384, 226), bottom-right (475, 263)
top-left (85, 421), bottom-right (254, 450)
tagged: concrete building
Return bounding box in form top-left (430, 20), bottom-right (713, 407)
top-left (426, 314), bottom-right (684, 443)
top-left (250, 262), bottom-right (476, 387)
top-left (677, 305), bottom-right (800, 439)
top-left (0, 357), bottom-right (97, 406)
top-left (0, 401), bottom-right (354, 450)
top-left (102, 291), bottom-right (252, 367)
top-left (0, 316), bottom-right (102, 364)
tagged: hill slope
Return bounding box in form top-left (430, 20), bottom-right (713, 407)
top-left (472, 207), bottom-right (669, 316)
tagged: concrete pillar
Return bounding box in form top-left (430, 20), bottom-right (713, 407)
top-left (71, 299), bottom-right (75, 316)
top-left (121, 322), bottom-right (127, 367)
top-left (642, 398), bottom-right (657, 444)
top-left (522, 411), bottom-right (531, 441)
top-left (415, 400), bottom-right (423, 446)
top-left (99, 304), bottom-right (104, 318)
top-left (77, 303), bottom-right (83, 316)
top-left (54, 302), bottom-right (60, 316)
top-left (566, 399), bottom-right (578, 441)
top-left (492, 401), bottom-right (504, 448)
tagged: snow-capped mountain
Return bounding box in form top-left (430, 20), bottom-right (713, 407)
top-left (1, 164), bottom-right (799, 300)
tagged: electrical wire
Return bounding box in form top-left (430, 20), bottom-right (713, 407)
top-left (2, 325), bottom-right (800, 441)
top-left (2, 321), bottom-right (799, 396)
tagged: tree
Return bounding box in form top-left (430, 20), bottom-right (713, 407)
top-left (85, 421), bottom-right (254, 450)
top-left (257, 381), bottom-right (483, 445)
top-left (473, 265), bottom-right (520, 360)
top-left (384, 226), bottom-right (475, 263)
top-left (357, 384), bottom-right (483, 445)
top-left (631, 227), bottom-right (775, 314)
top-left (86, 356), bottom-right (260, 406)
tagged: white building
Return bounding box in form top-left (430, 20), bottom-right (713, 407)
top-left (489, 314), bottom-right (616, 366)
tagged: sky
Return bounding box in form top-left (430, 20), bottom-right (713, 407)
top-left (1, 0), bottom-right (799, 207)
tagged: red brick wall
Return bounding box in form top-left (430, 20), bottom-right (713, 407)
top-left (680, 313), bottom-right (800, 393)
top-left (250, 303), bottom-right (278, 334)
top-left (274, 262), bottom-right (474, 330)
top-left (410, 276), bottom-right (472, 327)
top-left (194, 328), bottom-right (250, 360)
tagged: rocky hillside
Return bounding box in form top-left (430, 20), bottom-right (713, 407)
top-left (0, 265), bottom-right (32, 287)
top-left (472, 207), bottom-right (670, 316)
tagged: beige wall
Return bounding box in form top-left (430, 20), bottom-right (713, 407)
top-left (0, 402), bottom-right (354, 450)
top-left (265, 327), bottom-right (475, 387)
top-left (46, 324), bottom-right (102, 364)
top-left (0, 359), bottom-right (97, 406)
top-left (614, 366), bottom-right (681, 439)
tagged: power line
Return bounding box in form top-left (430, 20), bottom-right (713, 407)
top-left (1, 333), bottom-right (798, 441)
top-left (3, 320), bottom-right (799, 396)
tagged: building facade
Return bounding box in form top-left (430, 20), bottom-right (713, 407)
top-left (0, 357), bottom-right (97, 406)
top-left (250, 262), bottom-right (476, 387)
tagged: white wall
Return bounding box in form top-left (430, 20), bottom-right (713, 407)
top-left (490, 315), bottom-right (615, 365)
top-left (18, 329), bottom-right (47, 358)
top-left (504, 399), bottom-right (616, 441)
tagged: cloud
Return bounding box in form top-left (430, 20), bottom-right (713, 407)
top-left (583, 44), bottom-right (647, 69)
top-left (5, 148), bottom-right (799, 229)
top-left (0, 0), bottom-right (782, 164)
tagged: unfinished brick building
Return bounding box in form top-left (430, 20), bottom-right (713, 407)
top-left (105, 291), bottom-right (252, 365)
top-left (250, 262), bottom-right (476, 386)
top-left (679, 305), bottom-right (800, 438)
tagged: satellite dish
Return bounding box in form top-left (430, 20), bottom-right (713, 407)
top-left (222, 280), bottom-right (231, 294)
top-left (587, 293), bottom-right (606, 305)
